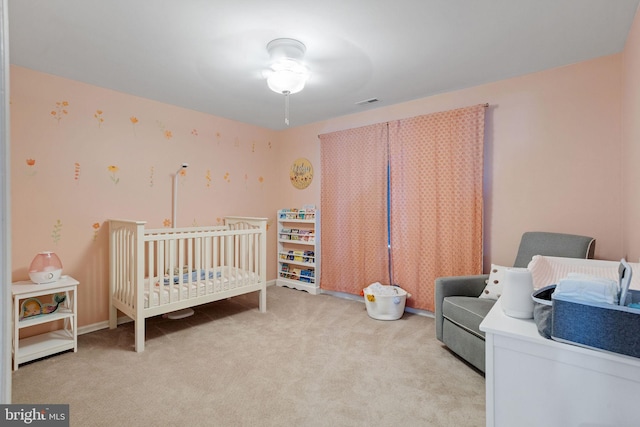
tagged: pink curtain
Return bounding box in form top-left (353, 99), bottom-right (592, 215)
top-left (319, 104), bottom-right (485, 312)
top-left (389, 105), bottom-right (485, 311)
top-left (319, 124), bottom-right (389, 295)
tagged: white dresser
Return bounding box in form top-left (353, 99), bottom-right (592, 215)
top-left (480, 298), bottom-right (640, 427)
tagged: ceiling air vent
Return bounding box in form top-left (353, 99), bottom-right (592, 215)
top-left (355, 98), bottom-right (379, 106)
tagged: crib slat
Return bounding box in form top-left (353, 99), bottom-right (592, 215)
top-left (187, 237), bottom-right (194, 299)
top-left (158, 241), bottom-right (165, 308)
top-left (213, 235), bottom-right (219, 293)
top-left (173, 238), bottom-right (180, 304)
top-left (195, 237), bottom-right (201, 298)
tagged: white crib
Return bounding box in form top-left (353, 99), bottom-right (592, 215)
top-left (108, 216), bottom-right (267, 352)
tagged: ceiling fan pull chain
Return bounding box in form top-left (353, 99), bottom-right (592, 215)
top-left (284, 90), bottom-right (290, 126)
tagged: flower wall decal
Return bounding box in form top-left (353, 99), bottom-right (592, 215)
top-left (156, 120), bottom-right (173, 140)
top-left (51, 219), bottom-right (62, 244)
top-left (51, 101), bottom-right (69, 124)
top-left (25, 158), bottom-right (37, 176)
top-left (107, 165), bottom-right (120, 184)
top-left (94, 110), bottom-right (104, 127)
top-left (130, 116), bottom-right (139, 136)
top-left (92, 222), bottom-right (100, 240)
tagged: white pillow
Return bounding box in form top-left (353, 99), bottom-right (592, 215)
top-left (479, 264), bottom-right (507, 300)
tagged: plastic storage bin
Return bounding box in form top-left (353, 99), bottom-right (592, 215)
top-left (362, 283), bottom-right (410, 321)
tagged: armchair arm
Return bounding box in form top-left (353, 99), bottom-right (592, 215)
top-left (435, 274), bottom-right (489, 341)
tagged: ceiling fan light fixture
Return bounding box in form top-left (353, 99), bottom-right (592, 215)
top-left (266, 38), bottom-right (310, 95)
top-left (266, 67), bottom-right (309, 94)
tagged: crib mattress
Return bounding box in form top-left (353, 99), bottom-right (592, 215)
top-left (143, 267), bottom-right (259, 308)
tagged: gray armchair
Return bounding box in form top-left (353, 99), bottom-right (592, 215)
top-left (435, 232), bottom-right (595, 373)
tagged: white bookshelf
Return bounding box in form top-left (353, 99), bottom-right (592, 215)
top-left (276, 207), bottom-right (320, 294)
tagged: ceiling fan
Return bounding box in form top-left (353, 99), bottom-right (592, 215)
top-left (195, 32), bottom-right (372, 128)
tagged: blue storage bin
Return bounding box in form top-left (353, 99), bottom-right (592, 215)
top-left (551, 289), bottom-right (640, 359)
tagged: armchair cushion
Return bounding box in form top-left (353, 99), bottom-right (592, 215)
top-left (443, 297), bottom-right (495, 339)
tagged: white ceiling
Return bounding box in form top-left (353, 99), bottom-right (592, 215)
top-left (8, 0), bottom-right (640, 130)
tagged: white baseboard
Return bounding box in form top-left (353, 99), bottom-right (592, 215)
top-left (77, 316), bottom-right (132, 336)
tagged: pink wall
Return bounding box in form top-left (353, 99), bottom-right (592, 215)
top-left (280, 54), bottom-right (624, 269)
top-left (10, 66), bottom-right (281, 327)
top-left (623, 5), bottom-right (640, 262)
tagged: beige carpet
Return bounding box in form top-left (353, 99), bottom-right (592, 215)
top-left (12, 286), bottom-right (485, 427)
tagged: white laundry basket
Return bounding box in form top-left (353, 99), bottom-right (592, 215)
top-left (362, 283), bottom-right (410, 320)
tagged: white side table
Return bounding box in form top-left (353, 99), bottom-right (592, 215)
top-left (12, 276), bottom-right (79, 371)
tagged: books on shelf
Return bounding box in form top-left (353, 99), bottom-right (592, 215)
top-left (279, 228), bottom-right (314, 242)
top-left (279, 250), bottom-right (315, 264)
top-left (278, 207), bottom-right (317, 220)
top-left (303, 251), bottom-right (314, 262)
